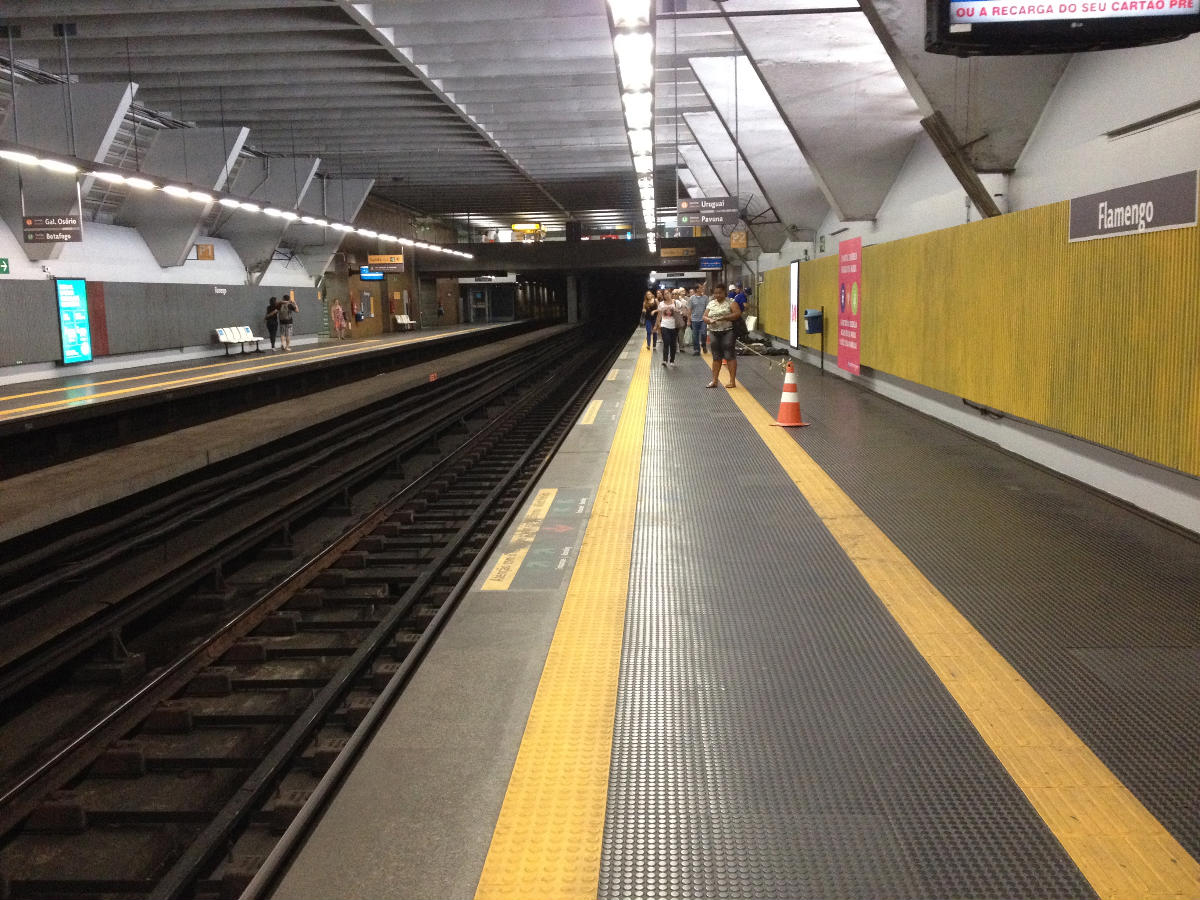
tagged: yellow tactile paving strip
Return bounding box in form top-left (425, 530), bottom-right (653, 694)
top-left (474, 344), bottom-right (650, 900)
top-left (725, 384), bottom-right (1200, 900)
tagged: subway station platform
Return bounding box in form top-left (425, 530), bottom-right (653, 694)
top-left (272, 328), bottom-right (1200, 900)
top-left (0, 323), bottom-right (551, 544)
top-left (0, 324), bottom-right (497, 425)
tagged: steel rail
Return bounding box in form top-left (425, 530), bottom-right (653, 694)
top-left (156, 336), bottom-right (619, 897)
top-left (0, 338), bottom-right (583, 830)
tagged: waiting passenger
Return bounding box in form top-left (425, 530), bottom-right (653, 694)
top-left (277, 293), bottom-right (299, 351)
top-left (331, 299), bottom-right (347, 340)
top-left (654, 291), bottom-right (681, 367)
top-left (688, 285), bottom-right (709, 355)
top-left (642, 290), bottom-right (658, 350)
top-left (704, 287), bottom-right (741, 388)
top-left (264, 297), bottom-right (279, 350)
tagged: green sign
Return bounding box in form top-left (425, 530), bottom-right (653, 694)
top-left (0, 258), bottom-right (8, 275)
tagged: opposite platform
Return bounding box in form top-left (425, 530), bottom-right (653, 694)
top-left (274, 330), bottom-right (1200, 900)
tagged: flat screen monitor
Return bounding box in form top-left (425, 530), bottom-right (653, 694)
top-left (926, 0), bottom-right (1200, 55)
top-left (359, 266), bottom-right (384, 281)
top-left (55, 278), bottom-right (93, 364)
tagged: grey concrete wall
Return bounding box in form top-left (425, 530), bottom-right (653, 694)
top-left (0, 280), bottom-right (64, 365)
top-left (0, 279), bottom-right (319, 366)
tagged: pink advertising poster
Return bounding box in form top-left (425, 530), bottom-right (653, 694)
top-left (837, 237), bottom-right (861, 375)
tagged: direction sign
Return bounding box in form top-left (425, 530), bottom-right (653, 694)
top-left (678, 196), bottom-right (736, 213)
top-left (24, 214), bottom-right (82, 243)
top-left (367, 253), bottom-right (405, 273)
top-left (679, 210), bottom-right (739, 227)
top-left (0, 258), bottom-right (8, 275)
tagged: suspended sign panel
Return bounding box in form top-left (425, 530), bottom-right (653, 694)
top-left (699, 257), bottom-right (724, 270)
top-left (55, 278), bottom-right (93, 365)
top-left (678, 197), bottom-right (735, 213)
top-left (25, 215), bottom-right (82, 243)
top-left (927, 0), bottom-right (1200, 54)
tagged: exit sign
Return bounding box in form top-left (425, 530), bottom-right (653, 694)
top-left (0, 258), bottom-right (8, 274)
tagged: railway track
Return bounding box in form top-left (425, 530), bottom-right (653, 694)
top-left (0, 329), bottom-right (622, 899)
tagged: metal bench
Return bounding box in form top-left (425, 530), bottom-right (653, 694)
top-left (215, 326), bottom-right (265, 354)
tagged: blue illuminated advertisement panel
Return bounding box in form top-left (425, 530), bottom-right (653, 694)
top-left (55, 278), bottom-right (93, 364)
top-left (699, 256), bottom-right (723, 270)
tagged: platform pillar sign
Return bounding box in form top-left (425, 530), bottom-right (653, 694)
top-left (837, 237), bottom-right (861, 375)
top-left (55, 278), bottom-right (93, 365)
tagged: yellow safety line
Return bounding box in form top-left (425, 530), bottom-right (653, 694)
top-left (725, 384), bottom-right (1200, 900)
top-left (481, 489), bottom-right (559, 591)
top-left (474, 345), bottom-right (651, 900)
top-left (0, 340), bottom-right (384, 404)
top-left (580, 399), bottom-right (602, 425)
top-left (0, 342), bottom-right (389, 419)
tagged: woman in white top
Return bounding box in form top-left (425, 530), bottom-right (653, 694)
top-left (653, 294), bottom-right (681, 367)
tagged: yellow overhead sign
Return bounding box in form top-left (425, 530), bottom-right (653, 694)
top-left (367, 254), bottom-right (405, 265)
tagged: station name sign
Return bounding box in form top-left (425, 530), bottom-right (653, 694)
top-left (24, 214), bottom-right (82, 244)
top-left (1069, 170), bottom-right (1197, 242)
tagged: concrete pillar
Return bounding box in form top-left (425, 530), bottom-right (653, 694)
top-left (566, 274), bottom-right (579, 324)
top-left (115, 126), bottom-right (248, 268)
top-left (0, 82), bottom-right (135, 261)
top-left (215, 156), bottom-right (320, 284)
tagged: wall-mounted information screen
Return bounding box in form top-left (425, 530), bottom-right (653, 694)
top-left (926, 0), bottom-right (1200, 54)
top-left (55, 278), bottom-right (93, 365)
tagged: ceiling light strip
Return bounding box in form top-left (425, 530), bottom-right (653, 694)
top-left (607, 0), bottom-right (657, 249)
top-left (0, 142), bottom-right (474, 259)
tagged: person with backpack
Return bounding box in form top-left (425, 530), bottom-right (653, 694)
top-left (276, 292), bottom-right (299, 351)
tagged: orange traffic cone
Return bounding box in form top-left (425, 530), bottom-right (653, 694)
top-left (772, 360), bottom-right (810, 427)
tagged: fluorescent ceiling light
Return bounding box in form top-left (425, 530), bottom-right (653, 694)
top-left (628, 129), bottom-right (653, 156)
top-left (239, 201), bottom-right (261, 212)
top-left (91, 171), bottom-right (126, 184)
top-left (622, 91), bottom-right (653, 129)
top-left (219, 196), bottom-right (241, 207)
top-left (162, 184), bottom-right (190, 197)
top-left (125, 176), bottom-right (156, 190)
top-left (608, 0), bottom-right (650, 28)
top-left (299, 214), bottom-right (315, 223)
top-left (0, 149), bottom-right (39, 165)
top-left (399, 237), bottom-right (415, 246)
top-left (614, 32), bottom-right (654, 91)
top-left (280, 210), bottom-right (299, 220)
top-left (263, 207), bottom-right (283, 218)
top-left (188, 191), bottom-right (213, 203)
top-left (634, 156), bottom-right (653, 174)
top-left (39, 158), bottom-right (79, 174)
top-left (357, 228), bottom-right (377, 237)
top-left (313, 218), bottom-right (328, 228)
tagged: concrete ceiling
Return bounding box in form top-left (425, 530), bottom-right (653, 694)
top-left (0, 0), bottom-right (1068, 244)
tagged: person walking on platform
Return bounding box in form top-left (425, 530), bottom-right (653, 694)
top-left (704, 286), bottom-right (741, 388)
top-left (654, 291), bottom-right (681, 367)
top-left (642, 290), bottom-right (658, 350)
top-left (331, 299), bottom-right (347, 340)
top-left (264, 297), bottom-right (279, 350)
top-left (688, 285), bottom-right (709, 355)
top-left (277, 293), bottom-right (298, 351)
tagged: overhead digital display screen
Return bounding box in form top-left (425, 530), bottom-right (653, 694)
top-left (927, 0), bottom-right (1200, 54)
top-left (55, 278), bottom-right (93, 365)
top-left (359, 266), bottom-right (384, 281)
